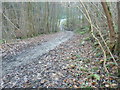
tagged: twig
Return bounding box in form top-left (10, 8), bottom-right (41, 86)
top-left (79, 0), bottom-right (109, 73)
top-left (2, 12), bottom-right (20, 38)
top-left (94, 25), bottom-right (118, 66)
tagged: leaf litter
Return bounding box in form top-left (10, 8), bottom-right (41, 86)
top-left (1, 32), bottom-right (119, 88)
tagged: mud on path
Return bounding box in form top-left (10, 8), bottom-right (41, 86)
top-left (2, 31), bottom-right (73, 76)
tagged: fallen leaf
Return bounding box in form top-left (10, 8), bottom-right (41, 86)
top-left (71, 56), bottom-right (77, 60)
top-left (100, 59), bottom-right (104, 64)
top-left (91, 82), bottom-right (96, 85)
top-left (73, 85), bottom-right (79, 88)
top-left (88, 74), bottom-right (100, 80)
top-left (69, 65), bottom-right (76, 69)
top-left (105, 84), bottom-right (109, 87)
top-left (111, 84), bottom-right (117, 87)
top-left (63, 79), bottom-right (67, 82)
top-left (108, 76), bottom-right (114, 80)
top-left (77, 81), bottom-right (82, 84)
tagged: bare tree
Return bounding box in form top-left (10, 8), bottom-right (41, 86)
top-left (116, 1), bottom-right (120, 58)
top-left (101, 1), bottom-right (116, 43)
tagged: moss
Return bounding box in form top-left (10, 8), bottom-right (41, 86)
top-left (75, 29), bottom-right (86, 35)
top-left (80, 67), bottom-right (88, 72)
top-left (92, 67), bottom-right (99, 71)
top-left (84, 37), bottom-right (90, 41)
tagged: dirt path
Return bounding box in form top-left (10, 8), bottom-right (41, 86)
top-left (2, 31), bottom-right (73, 76)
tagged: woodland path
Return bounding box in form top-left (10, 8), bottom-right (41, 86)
top-left (1, 31), bottom-right (110, 88)
top-left (2, 31), bottom-right (73, 76)
top-left (1, 31), bottom-right (95, 88)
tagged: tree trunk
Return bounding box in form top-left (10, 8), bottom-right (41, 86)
top-left (116, 1), bottom-right (120, 58)
top-left (116, 1), bottom-right (120, 78)
top-left (101, 1), bottom-right (116, 43)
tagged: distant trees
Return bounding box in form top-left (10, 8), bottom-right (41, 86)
top-left (2, 2), bottom-right (61, 42)
top-left (2, 2), bottom-right (119, 53)
top-left (2, 2), bottom-right (83, 43)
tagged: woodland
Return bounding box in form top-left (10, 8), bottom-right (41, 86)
top-left (1, 1), bottom-right (120, 88)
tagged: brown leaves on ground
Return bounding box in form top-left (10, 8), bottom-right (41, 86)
top-left (1, 32), bottom-right (119, 88)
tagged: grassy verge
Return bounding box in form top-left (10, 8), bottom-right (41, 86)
top-left (74, 26), bottom-right (90, 35)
